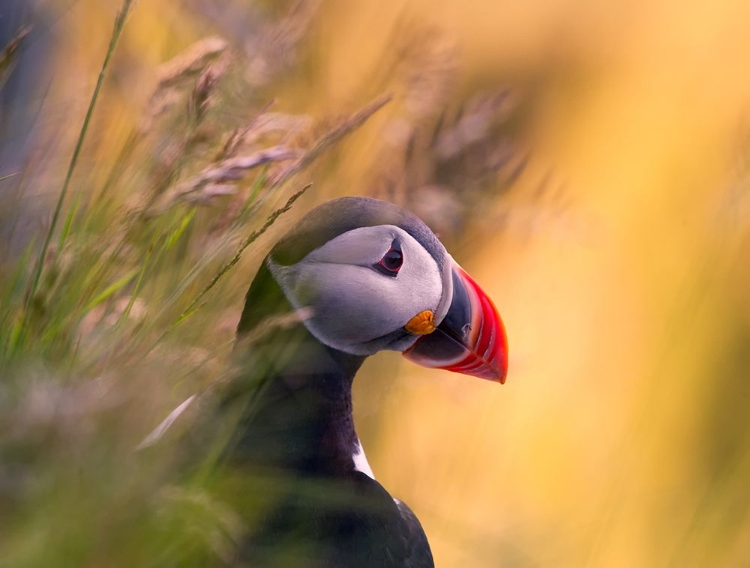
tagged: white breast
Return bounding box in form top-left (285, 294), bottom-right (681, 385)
top-left (352, 440), bottom-right (376, 479)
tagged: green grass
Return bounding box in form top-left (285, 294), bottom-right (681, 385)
top-left (0, 4), bottom-right (395, 564)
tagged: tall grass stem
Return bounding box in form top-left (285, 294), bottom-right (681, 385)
top-left (20, 0), bottom-right (134, 342)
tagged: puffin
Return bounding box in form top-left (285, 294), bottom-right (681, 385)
top-left (217, 196), bottom-right (507, 567)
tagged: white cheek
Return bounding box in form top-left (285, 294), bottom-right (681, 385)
top-left (268, 225), bottom-right (445, 355)
top-left (293, 264), bottom-right (411, 344)
top-left (394, 239), bottom-right (443, 311)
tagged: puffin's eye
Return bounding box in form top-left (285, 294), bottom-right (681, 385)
top-left (374, 246), bottom-right (403, 276)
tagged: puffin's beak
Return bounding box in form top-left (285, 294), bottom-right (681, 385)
top-left (403, 263), bottom-right (508, 383)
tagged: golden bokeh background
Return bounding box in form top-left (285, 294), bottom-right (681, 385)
top-left (3, 0), bottom-right (750, 566)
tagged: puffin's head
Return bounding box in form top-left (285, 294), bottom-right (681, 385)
top-left (249, 197), bottom-right (507, 383)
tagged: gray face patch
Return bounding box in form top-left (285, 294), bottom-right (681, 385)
top-left (268, 225), bottom-right (451, 356)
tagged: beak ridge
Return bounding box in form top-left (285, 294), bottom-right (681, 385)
top-left (403, 263), bottom-right (508, 383)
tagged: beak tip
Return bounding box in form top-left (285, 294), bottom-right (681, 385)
top-left (496, 360), bottom-right (509, 385)
top-left (402, 262), bottom-right (509, 385)
top-left (488, 355), bottom-right (508, 384)
top-left (469, 328), bottom-right (508, 384)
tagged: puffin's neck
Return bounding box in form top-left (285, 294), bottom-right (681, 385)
top-left (231, 262), bottom-right (371, 477)
top-left (231, 325), bottom-right (369, 477)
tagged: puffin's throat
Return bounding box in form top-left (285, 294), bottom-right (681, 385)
top-left (231, 261), bottom-right (367, 477)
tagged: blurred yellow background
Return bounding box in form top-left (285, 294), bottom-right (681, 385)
top-left (7, 0), bottom-right (750, 566)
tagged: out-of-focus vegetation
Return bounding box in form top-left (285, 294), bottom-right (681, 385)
top-left (1, 0), bottom-right (749, 566)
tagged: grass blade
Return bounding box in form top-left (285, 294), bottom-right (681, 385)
top-left (20, 0), bottom-right (135, 342)
top-left (173, 184), bottom-right (311, 328)
top-left (83, 268), bottom-right (140, 312)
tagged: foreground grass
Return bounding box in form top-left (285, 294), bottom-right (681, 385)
top-left (0, 6), bottom-right (394, 564)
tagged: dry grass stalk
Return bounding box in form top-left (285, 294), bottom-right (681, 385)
top-left (190, 51), bottom-right (233, 123)
top-left (173, 183), bottom-right (311, 327)
top-left (402, 28), bottom-right (459, 119)
top-left (217, 110), bottom-right (311, 162)
top-left (215, 100), bottom-right (278, 161)
top-left (244, 0), bottom-right (321, 86)
top-left (137, 394), bottom-right (197, 450)
top-left (208, 110), bottom-right (311, 235)
top-left (154, 37), bottom-right (229, 92)
top-left (268, 95), bottom-right (392, 188)
top-left (141, 37), bottom-right (229, 133)
top-left (0, 25), bottom-right (32, 87)
top-left (146, 145), bottom-right (298, 216)
top-left (366, 80), bottom-right (529, 243)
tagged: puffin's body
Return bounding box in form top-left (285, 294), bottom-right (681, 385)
top-left (220, 197), bottom-right (507, 567)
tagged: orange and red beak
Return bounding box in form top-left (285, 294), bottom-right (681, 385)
top-left (403, 263), bottom-right (508, 383)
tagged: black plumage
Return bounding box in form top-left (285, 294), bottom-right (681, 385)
top-left (209, 196), bottom-right (507, 566)
top-left (223, 198), bottom-right (436, 566)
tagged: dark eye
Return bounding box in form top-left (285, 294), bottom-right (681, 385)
top-left (374, 246), bottom-right (403, 276)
